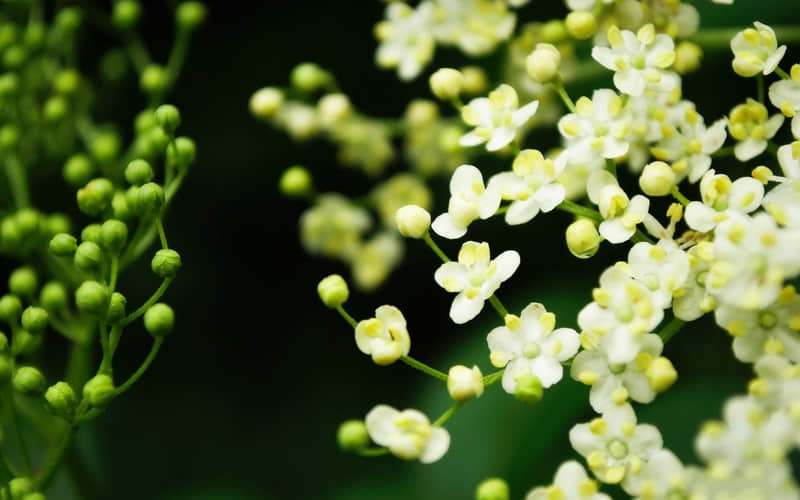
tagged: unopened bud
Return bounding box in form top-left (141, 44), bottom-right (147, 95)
top-left (566, 218), bottom-right (601, 259)
top-left (9, 267), bottom-right (37, 298)
top-left (429, 68), bottom-right (464, 100)
top-left (475, 478), bottom-right (510, 500)
top-left (565, 11), bottom-right (597, 40)
top-left (646, 356), bottom-right (677, 392)
top-left (144, 303), bottom-right (174, 337)
top-left (447, 365), bottom-right (484, 401)
top-left (13, 366), bottom-right (45, 396)
top-left (151, 249), bottom-right (182, 278)
top-left (20, 307), bottom-right (47, 335)
top-left (639, 161), bottom-right (676, 197)
top-left (249, 87), bottom-right (284, 119)
top-left (337, 420), bottom-right (370, 451)
top-left (526, 43), bottom-right (561, 83)
top-left (45, 381), bottom-right (78, 418)
top-left (317, 274), bottom-right (349, 308)
top-left (673, 41), bottom-right (702, 74)
top-left (75, 281), bottom-right (109, 316)
top-left (395, 205), bottom-right (431, 239)
top-left (279, 166), bottom-right (313, 197)
top-left (76, 178), bottom-right (114, 216)
top-left (49, 233), bottom-right (77, 257)
top-left (514, 373), bottom-right (543, 403)
top-left (83, 374), bottom-right (115, 407)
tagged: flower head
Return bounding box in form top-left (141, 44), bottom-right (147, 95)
top-left (525, 461), bottom-right (611, 500)
top-left (365, 405), bottom-right (450, 463)
top-left (460, 84), bottom-right (539, 151)
top-left (731, 22), bottom-right (786, 77)
top-left (355, 305), bottom-right (411, 365)
top-left (432, 165), bottom-right (502, 239)
top-left (587, 171), bottom-right (649, 243)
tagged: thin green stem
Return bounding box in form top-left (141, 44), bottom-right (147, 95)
top-left (690, 26), bottom-right (800, 50)
top-left (670, 186), bottom-right (690, 207)
top-left (422, 231), bottom-right (450, 263)
top-left (482, 369), bottom-right (505, 387)
top-left (165, 29), bottom-right (191, 87)
top-left (488, 295), bottom-right (509, 318)
top-left (658, 317), bottom-right (686, 344)
top-left (36, 427), bottom-right (74, 490)
top-left (433, 402), bottom-right (463, 427)
top-left (335, 305), bottom-right (357, 329)
top-left (400, 356), bottom-right (448, 382)
top-left (4, 154), bottom-right (30, 209)
top-left (775, 67), bottom-right (791, 80)
top-left (120, 278), bottom-right (173, 326)
top-left (3, 391), bottom-right (31, 475)
top-left (757, 74), bottom-right (765, 104)
top-left (711, 146), bottom-right (734, 159)
top-left (108, 255), bottom-right (119, 293)
top-left (156, 218), bottom-right (168, 249)
top-left (557, 200), bottom-right (602, 222)
top-left (356, 447), bottom-right (390, 457)
top-left (124, 35), bottom-right (150, 74)
top-left (112, 336), bottom-right (164, 398)
top-left (553, 79), bottom-right (576, 113)
top-left (98, 323), bottom-right (111, 375)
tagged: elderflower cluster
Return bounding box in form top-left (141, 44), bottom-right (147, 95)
top-left (259, 1), bottom-right (800, 498)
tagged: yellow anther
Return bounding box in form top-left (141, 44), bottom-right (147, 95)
top-left (726, 320), bottom-right (747, 337)
top-left (589, 417), bottom-right (607, 435)
top-left (621, 422), bottom-right (635, 437)
top-left (540, 312), bottom-right (556, 334)
top-left (504, 314), bottom-right (521, 331)
top-left (751, 166), bottom-right (773, 183)
top-left (578, 370), bottom-right (599, 385)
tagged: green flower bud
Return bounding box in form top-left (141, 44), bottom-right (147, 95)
top-left (9, 267), bottom-right (37, 298)
top-left (20, 307), bottom-right (47, 335)
top-left (155, 104), bottom-right (181, 135)
top-left (100, 219), bottom-right (128, 253)
top-left (541, 19), bottom-right (568, 44)
top-left (21, 493), bottom-right (46, 500)
top-left (475, 478), bottom-right (509, 500)
top-left (249, 87), bottom-right (283, 119)
top-left (99, 49), bottom-right (128, 83)
top-left (429, 68), bottom-right (463, 100)
top-left (83, 374), bottom-right (115, 407)
top-left (125, 186), bottom-right (141, 215)
top-left (279, 166), bottom-right (312, 197)
top-left (0, 125), bottom-right (19, 149)
top-left (565, 218), bottom-right (601, 259)
top-left (291, 63), bottom-right (329, 92)
top-left (337, 420), bottom-right (369, 451)
top-left (14, 209), bottom-right (39, 236)
top-left (45, 381), bottom-right (78, 418)
top-left (8, 478), bottom-right (34, 500)
top-left (0, 73), bottom-right (19, 97)
top-left (74, 241), bottom-right (103, 273)
top-left (13, 366), bottom-right (45, 396)
top-left (46, 214), bottom-right (71, 236)
top-left (54, 69), bottom-right (80, 95)
top-left (140, 64), bottom-right (168, 95)
top-left (139, 127), bottom-right (171, 157)
top-left (112, 1), bottom-right (141, 30)
top-left (40, 282), bottom-right (68, 311)
top-left (317, 274), bottom-right (349, 308)
top-left (0, 217), bottom-right (21, 248)
top-left (176, 2), bottom-right (206, 31)
top-left (62, 155), bottom-right (93, 188)
top-left (565, 11), bottom-right (596, 40)
top-left (24, 23), bottom-right (45, 49)
top-left (144, 303), bottom-right (174, 337)
top-left (75, 281), bottom-right (109, 316)
top-left (43, 96), bottom-right (69, 123)
top-left (137, 182), bottom-right (165, 214)
top-left (124, 159), bottom-right (154, 186)
top-left (0, 333), bottom-right (8, 352)
top-left (76, 178), bottom-right (114, 216)
top-left (151, 249), bottom-right (181, 278)
top-left (55, 7), bottom-right (83, 33)
top-left (0, 295), bottom-right (22, 324)
top-left (395, 205), bottom-right (431, 239)
top-left (514, 374), bottom-right (543, 403)
top-left (4, 46), bottom-right (27, 69)
top-left (49, 233), bottom-right (77, 257)
top-left (112, 191), bottom-right (132, 220)
top-left (11, 330), bottom-right (40, 357)
top-left (166, 136), bottom-right (196, 169)
top-left (0, 356), bottom-right (12, 384)
top-left (106, 292), bottom-right (127, 324)
top-left (89, 132), bottom-right (121, 164)
top-left (134, 109), bottom-right (157, 134)
top-left (81, 223), bottom-right (103, 244)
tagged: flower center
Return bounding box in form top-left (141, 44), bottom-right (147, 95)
top-left (758, 311), bottom-right (777, 329)
top-left (522, 342), bottom-right (541, 359)
top-left (609, 363), bottom-right (626, 375)
top-left (606, 438), bottom-right (629, 459)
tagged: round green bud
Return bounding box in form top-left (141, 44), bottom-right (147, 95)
top-left (134, 109), bottom-right (157, 134)
top-left (13, 366), bottom-right (45, 396)
top-left (565, 11), bottom-right (596, 40)
top-left (54, 69), bottom-right (80, 95)
top-left (475, 478), bottom-right (510, 500)
top-left (249, 87), bottom-right (284, 119)
top-left (112, 1), bottom-right (141, 30)
top-left (89, 132), bottom-right (121, 163)
top-left (81, 223), bottom-right (103, 244)
top-left (166, 136), bottom-right (196, 169)
top-left (15, 209), bottom-right (39, 236)
top-left (75, 281), bottom-right (109, 315)
top-left (8, 478), bottom-right (34, 500)
top-left (140, 64), bottom-right (168, 95)
top-left (49, 233), bottom-right (77, 257)
top-left (0, 125), bottom-right (19, 149)
top-left (279, 166), bottom-right (312, 197)
top-left (125, 186), bottom-right (142, 215)
top-left (395, 205), bottom-right (431, 239)
top-left (143, 303), bottom-right (174, 337)
top-left (514, 374), bottom-right (543, 403)
top-left (46, 214), bottom-right (71, 236)
top-left (639, 161), bottom-right (676, 197)
top-left (317, 274), bottom-right (349, 308)
top-left (45, 381), bottom-right (78, 418)
top-left (43, 96), bottom-right (69, 123)
top-left (0, 356), bottom-right (12, 384)
top-left (565, 218), bottom-right (601, 259)
top-left (20, 307), bottom-right (47, 335)
top-left (0, 333), bottom-right (9, 353)
top-left (99, 49), bottom-right (128, 82)
top-left (526, 43), bottom-right (561, 83)
top-left (106, 292), bottom-right (127, 324)
top-left (429, 68), bottom-right (464, 100)
top-left (137, 182), bottom-right (165, 214)
top-left (291, 63), bottom-right (329, 92)
top-left (74, 241), bottom-right (103, 273)
top-left (76, 178), bottom-right (114, 216)
top-left (62, 155), bottom-right (93, 188)
top-left (83, 374), bottom-right (115, 407)
top-left (155, 104), bottom-right (181, 135)
top-left (541, 19), bottom-right (568, 44)
top-left (176, 2), bottom-right (206, 30)
top-left (100, 219), bottom-right (128, 253)
top-left (124, 159), bottom-right (154, 186)
top-left (11, 330), bottom-right (40, 357)
top-left (0, 73), bottom-right (19, 97)
top-left (3, 46), bottom-right (27, 69)
top-left (140, 127), bottom-right (171, 157)
top-left (336, 420), bottom-right (369, 451)
top-left (55, 7), bottom-right (83, 33)
top-left (0, 217), bottom-right (20, 249)
top-left (9, 267), bottom-right (37, 298)
top-left (24, 23), bottom-right (45, 49)
top-left (0, 295), bottom-right (22, 324)
top-left (151, 249), bottom-right (181, 278)
top-left (40, 282), bottom-right (68, 311)
top-left (112, 191), bottom-right (132, 220)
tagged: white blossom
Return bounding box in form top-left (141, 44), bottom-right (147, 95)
top-left (460, 84), bottom-right (539, 151)
top-left (431, 164), bottom-right (502, 239)
top-left (365, 405), bottom-right (450, 463)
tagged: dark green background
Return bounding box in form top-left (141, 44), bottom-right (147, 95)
top-left (18, 1), bottom-right (800, 498)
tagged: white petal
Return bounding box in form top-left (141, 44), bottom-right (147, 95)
top-left (478, 185), bottom-right (503, 219)
top-left (486, 127), bottom-right (516, 152)
top-left (459, 131), bottom-right (487, 147)
top-left (505, 198), bottom-right (539, 225)
top-left (529, 356), bottom-right (563, 388)
top-left (614, 69), bottom-right (646, 97)
top-left (599, 218), bottom-right (634, 244)
top-left (419, 427), bottom-right (450, 463)
top-left (587, 170), bottom-right (618, 204)
top-left (450, 293), bottom-right (484, 324)
top-left (569, 424), bottom-right (604, 457)
top-left (365, 405), bottom-right (399, 446)
top-left (450, 164), bottom-right (482, 194)
top-left (764, 113), bottom-right (785, 138)
top-left (431, 213), bottom-right (467, 239)
top-left (511, 100), bottom-right (540, 128)
top-left (778, 143), bottom-right (800, 178)
top-left (533, 183), bottom-right (566, 212)
top-left (793, 115), bottom-right (800, 139)
top-left (591, 46), bottom-right (617, 70)
top-left (434, 262), bottom-right (467, 290)
top-left (492, 250), bottom-right (521, 282)
top-left (684, 202), bottom-right (717, 232)
top-left (734, 138), bottom-right (766, 162)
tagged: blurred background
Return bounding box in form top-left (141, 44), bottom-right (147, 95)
top-left (17, 1), bottom-right (800, 498)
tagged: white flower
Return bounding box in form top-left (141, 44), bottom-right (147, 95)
top-left (728, 98), bottom-right (784, 162)
top-left (559, 89), bottom-right (631, 164)
top-left (434, 241), bottom-right (520, 324)
top-left (672, 242), bottom-right (715, 321)
top-left (587, 170), bottom-right (649, 243)
top-left (300, 194), bottom-right (371, 261)
top-left (354, 305), bottom-right (411, 365)
top-left (525, 461), bottom-right (612, 500)
top-left (447, 365), bottom-right (484, 401)
top-left (374, 2), bottom-right (436, 81)
top-left (730, 22), bottom-right (787, 77)
top-left (460, 84), bottom-right (539, 151)
top-left (351, 232), bottom-right (404, 291)
top-left (432, 0), bottom-right (516, 56)
top-left (569, 403), bottom-right (663, 484)
top-left (622, 449), bottom-right (689, 500)
top-left (592, 24), bottom-right (676, 97)
top-left (571, 333), bottom-right (663, 412)
top-left (768, 66), bottom-right (800, 139)
top-left (365, 404), bottom-right (450, 463)
top-left (627, 239), bottom-right (690, 308)
top-left (487, 302), bottom-right (580, 394)
top-left (487, 150), bottom-right (567, 225)
top-left (431, 164), bottom-right (502, 239)
top-left (752, 354), bottom-right (800, 420)
top-left (685, 171), bottom-right (763, 233)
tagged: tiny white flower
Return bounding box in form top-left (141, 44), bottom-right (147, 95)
top-left (460, 84), bottom-right (539, 151)
top-left (447, 365), bottom-right (484, 401)
top-left (488, 150), bottom-right (567, 225)
top-left (374, 2), bottom-right (436, 81)
top-left (525, 461), bottom-right (612, 500)
top-left (592, 24), bottom-right (676, 97)
top-left (627, 239), bottom-right (690, 308)
top-left (622, 449), bottom-right (689, 500)
top-left (354, 305), bottom-right (411, 365)
top-left (569, 403), bottom-right (663, 484)
top-left (752, 354), bottom-right (800, 420)
top-left (431, 164), bottom-right (502, 239)
top-left (672, 242), bottom-right (716, 321)
top-left (768, 65), bottom-right (800, 138)
top-left (365, 404), bottom-right (450, 463)
top-left (730, 22), bottom-right (787, 77)
top-left (558, 89), bottom-right (631, 164)
top-left (432, 0), bottom-right (516, 56)
top-left (587, 170), bottom-right (650, 243)
top-left (685, 170), bottom-right (763, 232)
top-left (487, 302), bottom-right (580, 394)
top-left (728, 98), bottom-right (784, 162)
top-left (434, 241), bottom-right (520, 324)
